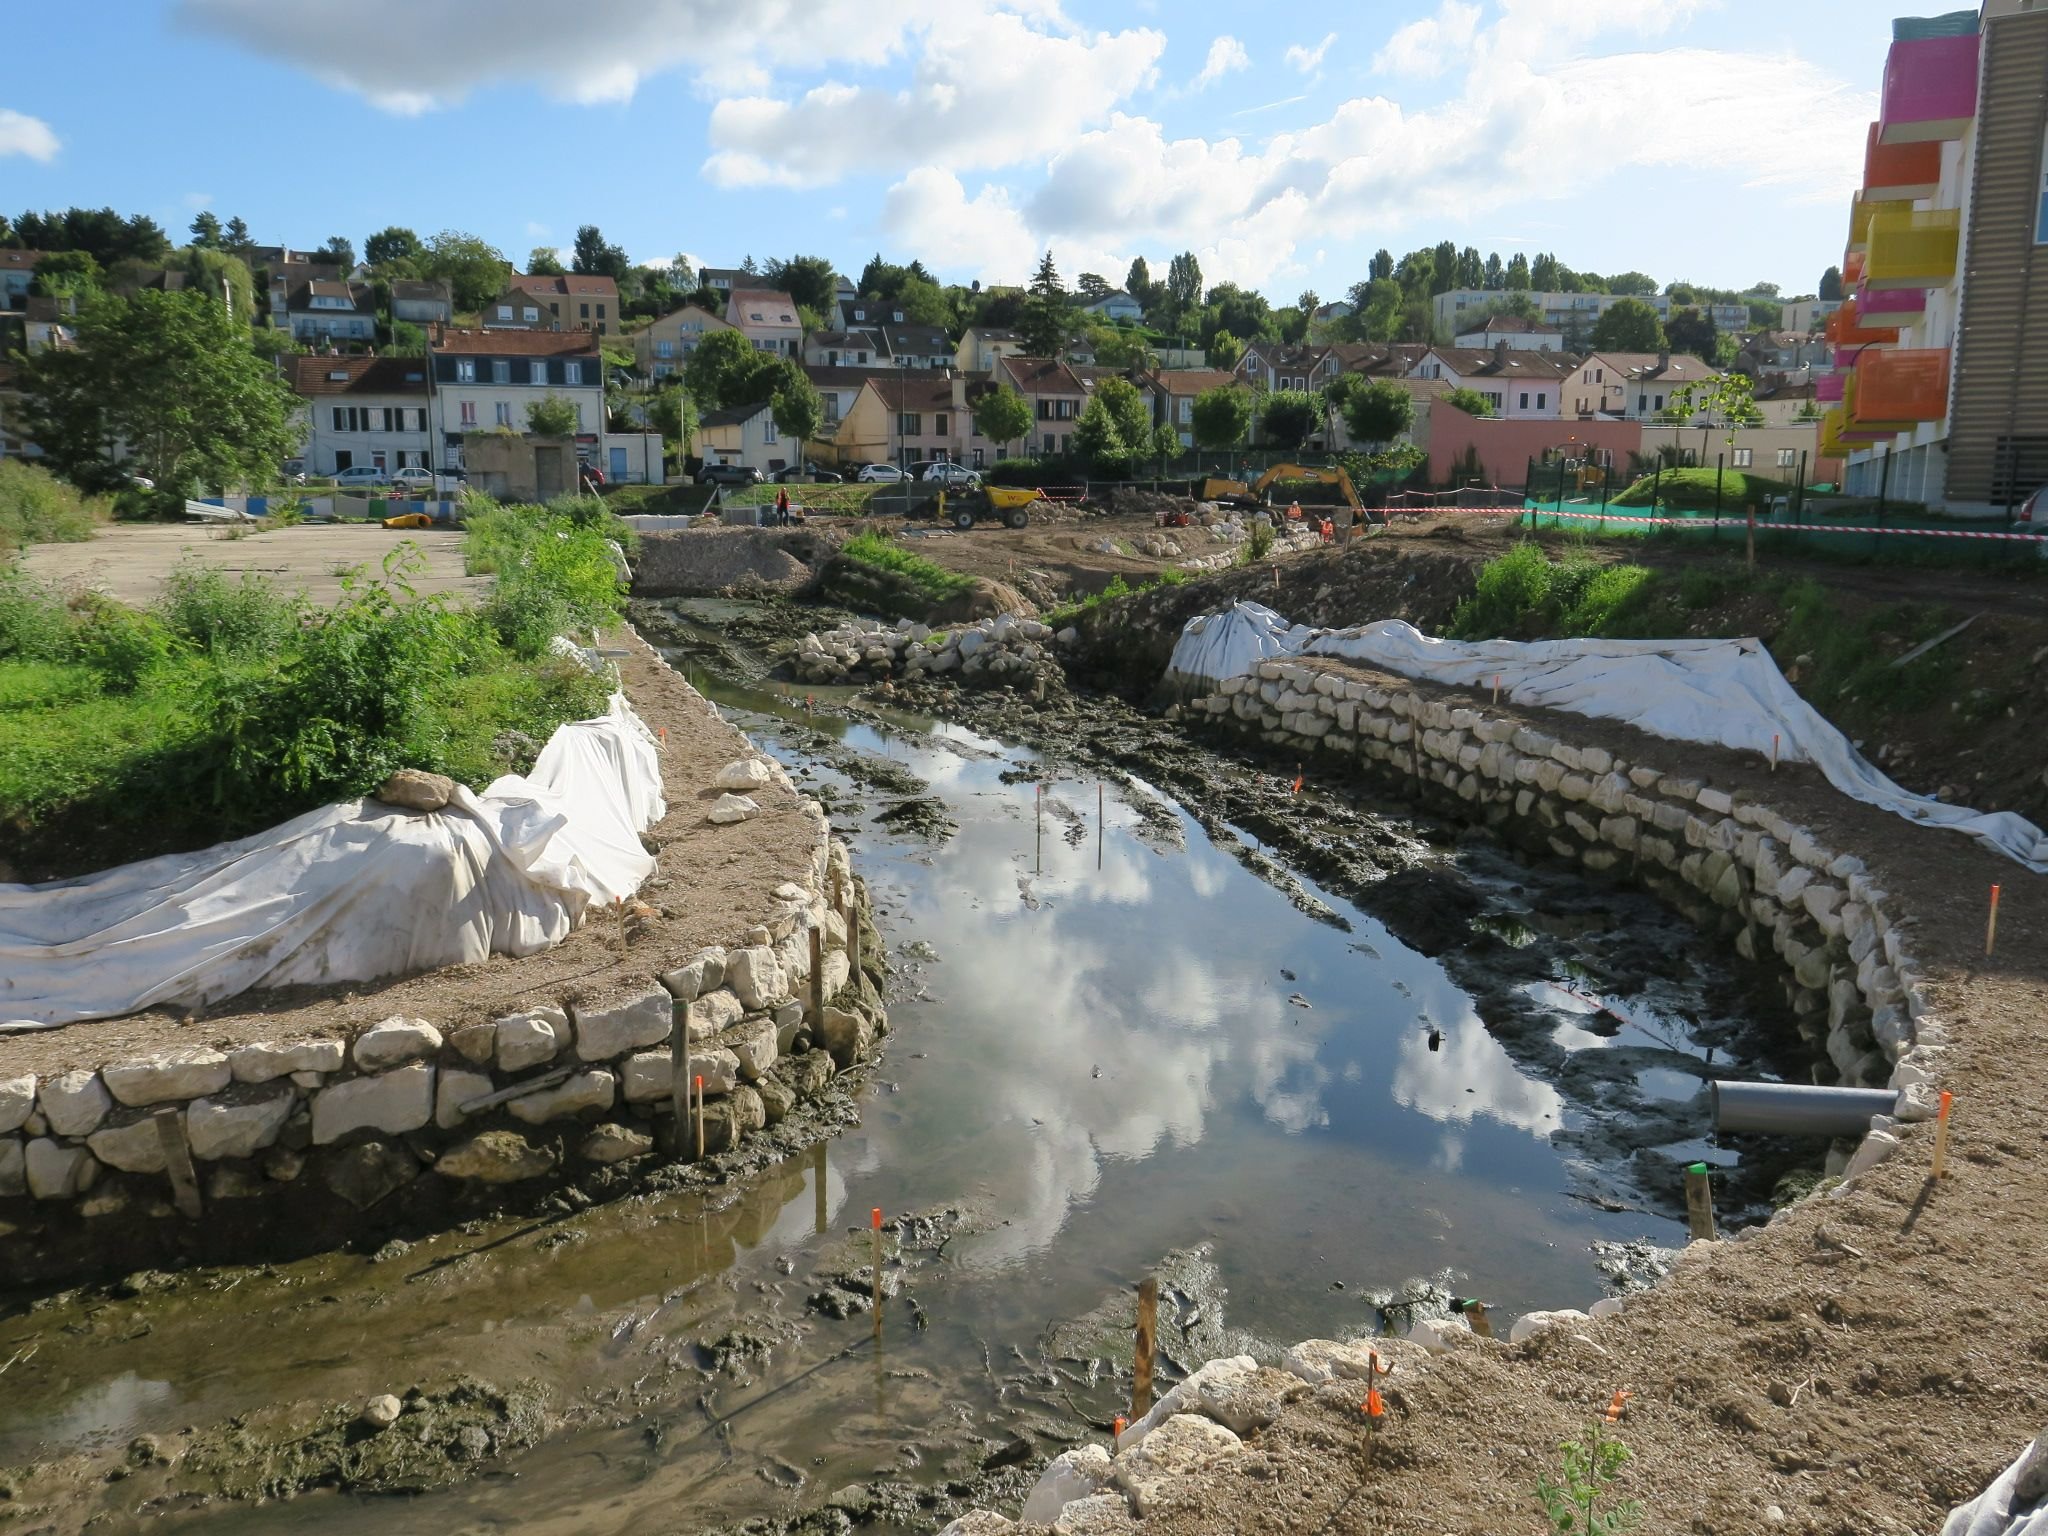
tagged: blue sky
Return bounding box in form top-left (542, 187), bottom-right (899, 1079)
top-left (2, 0), bottom-right (1892, 301)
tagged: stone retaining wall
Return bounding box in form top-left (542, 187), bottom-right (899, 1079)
top-left (0, 762), bottom-right (886, 1287)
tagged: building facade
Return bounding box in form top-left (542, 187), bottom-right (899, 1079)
top-left (426, 328), bottom-right (604, 471)
top-left (288, 356), bottom-right (433, 477)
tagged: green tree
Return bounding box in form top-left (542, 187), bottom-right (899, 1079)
top-left (1097, 376), bottom-right (1155, 447)
top-left (20, 288), bottom-right (301, 494)
top-left (1020, 249), bottom-right (1069, 356)
top-left (1606, 271), bottom-right (1658, 297)
top-left (189, 211), bottom-right (223, 249)
top-left (526, 246), bottom-right (565, 277)
top-left (1151, 422), bottom-right (1182, 474)
top-left (763, 254), bottom-right (838, 315)
top-left (223, 216), bottom-right (252, 256)
top-left (1484, 251), bottom-right (1505, 290)
top-left (971, 383), bottom-right (1033, 457)
top-left (646, 387), bottom-right (699, 453)
top-left (1664, 306), bottom-right (1717, 361)
top-left (1431, 239), bottom-right (1459, 296)
top-left (28, 250), bottom-right (102, 299)
top-left (1341, 379), bottom-right (1415, 445)
top-left (1259, 389), bottom-right (1322, 450)
top-left (1818, 265), bottom-right (1843, 301)
top-left (178, 246), bottom-right (256, 323)
top-left (1443, 386), bottom-right (1494, 418)
top-left (1369, 249), bottom-right (1393, 282)
top-left (1589, 298), bottom-right (1667, 353)
top-left (526, 394), bottom-right (580, 436)
top-left (1076, 272), bottom-right (1113, 302)
top-left (1190, 384), bottom-right (1252, 453)
top-left (1358, 278), bottom-right (1405, 342)
top-left (770, 372), bottom-right (824, 451)
top-left (686, 327), bottom-right (761, 410)
top-left (1125, 255), bottom-right (1155, 312)
top-left (1530, 252), bottom-right (1561, 289)
top-left (732, 353), bottom-right (809, 414)
top-left (314, 235), bottom-right (354, 267)
top-left (1505, 253), bottom-right (1530, 288)
top-left (1072, 392), bottom-right (1135, 471)
top-left (894, 273), bottom-right (954, 329)
top-left (572, 224), bottom-right (631, 281)
top-left (1457, 247), bottom-right (1485, 288)
top-left (1206, 332), bottom-right (1244, 370)
top-left (12, 208), bottom-right (170, 265)
top-left (419, 230), bottom-right (510, 312)
top-left (1164, 250), bottom-right (1202, 326)
top-left (364, 226), bottom-right (421, 268)
top-left (1204, 282), bottom-right (1273, 345)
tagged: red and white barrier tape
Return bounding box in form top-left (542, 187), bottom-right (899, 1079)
top-left (1524, 506), bottom-right (2048, 542)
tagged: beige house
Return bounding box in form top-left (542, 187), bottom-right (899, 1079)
top-left (635, 304), bottom-right (735, 380)
top-left (826, 374), bottom-right (973, 469)
top-left (700, 400), bottom-right (791, 474)
top-left (1143, 367), bottom-right (1238, 447)
top-left (998, 356), bottom-right (1090, 458)
top-left (725, 288), bottom-right (803, 356)
top-left (1570, 351), bottom-right (1721, 419)
top-left (955, 326), bottom-right (1027, 374)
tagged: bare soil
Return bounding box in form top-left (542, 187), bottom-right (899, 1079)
top-left (1128, 661), bottom-right (2048, 1536)
top-left (4, 629), bottom-right (818, 1079)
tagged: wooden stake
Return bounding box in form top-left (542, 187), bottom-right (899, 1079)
top-left (1986, 884), bottom-right (2001, 957)
top-left (1097, 781), bottom-right (1104, 871)
top-left (1932, 1090), bottom-right (1953, 1179)
top-left (1132, 1277), bottom-right (1159, 1419)
top-left (153, 1109), bottom-right (203, 1221)
top-left (1771, 733), bottom-right (1780, 772)
top-left (1683, 1162), bottom-right (1717, 1241)
top-left (1492, 674), bottom-right (1500, 705)
top-left (871, 1207), bottom-right (884, 1337)
top-left (812, 1141), bottom-right (828, 1235)
top-left (670, 1013), bottom-right (690, 1158)
top-left (810, 925), bottom-right (826, 1026)
top-left (1461, 1300), bottom-right (1494, 1339)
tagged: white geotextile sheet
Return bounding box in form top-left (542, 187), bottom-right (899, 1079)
top-left (1166, 601), bottom-right (2048, 874)
top-left (0, 693), bottom-right (666, 1029)
top-left (1942, 1440), bottom-right (2048, 1536)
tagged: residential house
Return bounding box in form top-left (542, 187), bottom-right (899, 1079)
top-left (954, 327), bottom-right (1027, 373)
top-left (1707, 302), bottom-right (1752, 332)
top-left (288, 355), bottom-right (433, 477)
top-left (1082, 290), bottom-right (1144, 322)
top-left (1406, 344), bottom-right (1569, 419)
top-left (287, 280), bottom-right (376, 346)
top-left (800, 365), bottom-right (878, 436)
top-left (20, 295), bottom-right (76, 353)
top-left (389, 279), bottom-right (453, 325)
top-left (1779, 297), bottom-right (1843, 334)
top-left (999, 356), bottom-right (1091, 458)
top-left (1311, 300), bottom-right (1356, 324)
top-left (635, 304), bottom-right (736, 379)
top-left (1326, 342), bottom-right (1430, 378)
top-left (880, 321), bottom-right (951, 369)
top-left (426, 327), bottom-right (603, 470)
top-left (488, 273), bottom-right (621, 335)
top-left (483, 287), bottom-right (555, 330)
top-left (1234, 342), bottom-right (1337, 392)
top-left (801, 329), bottom-right (884, 368)
top-left (0, 251), bottom-right (42, 311)
top-left (1431, 288), bottom-right (1675, 343)
top-left (1733, 331), bottom-right (1831, 375)
top-left (1750, 375), bottom-right (1825, 427)
top-left (1143, 367), bottom-right (1238, 447)
top-left (726, 288), bottom-right (803, 356)
top-left (1452, 314), bottom-right (1565, 351)
top-left (838, 296), bottom-right (904, 331)
top-left (699, 401), bottom-right (791, 475)
top-left (267, 262), bottom-right (343, 326)
top-left (699, 266), bottom-right (751, 297)
top-left (827, 373), bottom-right (981, 469)
top-left (1569, 350), bottom-right (1721, 419)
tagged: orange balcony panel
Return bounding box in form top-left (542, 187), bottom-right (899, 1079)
top-left (1825, 300), bottom-right (1900, 348)
top-left (1863, 122), bottom-right (1941, 201)
top-left (1878, 33), bottom-right (1979, 145)
top-left (1842, 251), bottom-right (1866, 288)
top-left (1844, 372), bottom-right (1916, 435)
top-left (1864, 206), bottom-right (1960, 289)
top-left (1857, 348), bottom-right (1951, 423)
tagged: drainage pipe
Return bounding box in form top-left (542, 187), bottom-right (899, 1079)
top-left (1711, 1081), bottom-right (1898, 1138)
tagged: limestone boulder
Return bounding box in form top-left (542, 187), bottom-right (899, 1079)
top-left (376, 769), bottom-right (455, 811)
top-left (1282, 1337), bottom-right (1431, 1387)
top-left (688, 989), bottom-right (745, 1039)
top-left (726, 947), bottom-right (788, 1010)
top-left (721, 1016), bottom-right (780, 1083)
top-left (186, 1092), bottom-right (294, 1161)
top-left (573, 989), bottom-right (672, 1060)
top-left (580, 1123), bottom-right (654, 1165)
top-left (1113, 1413), bottom-right (1242, 1516)
top-left (755, 1077), bottom-right (795, 1126)
top-left (1021, 1444), bottom-right (1114, 1524)
top-left (0, 1138), bottom-right (23, 1198)
top-left (88, 1117), bottom-right (169, 1174)
top-left (818, 1006), bottom-right (873, 1069)
top-left (102, 1048), bottom-right (232, 1108)
top-left (1053, 1493), bottom-right (1138, 1535)
top-left (229, 1040), bottom-right (345, 1084)
top-left (26, 1138), bottom-right (97, 1200)
top-left (778, 1049), bottom-right (835, 1098)
top-left (936, 1515), bottom-right (1014, 1536)
top-left (708, 794), bottom-right (760, 825)
top-left (495, 1008), bottom-right (566, 1071)
top-left (1171, 1356), bottom-right (1301, 1436)
top-left (311, 1063), bottom-right (435, 1144)
top-left (623, 1046), bottom-right (739, 1104)
top-left (436, 1131), bottom-right (555, 1183)
top-left (353, 1018), bottom-right (442, 1071)
top-left (435, 1069), bottom-right (495, 1129)
top-left (1508, 1308), bottom-right (1591, 1344)
top-left (713, 758), bottom-right (773, 791)
top-left (40, 1071), bottom-right (110, 1137)
top-left (507, 1070), bottom-right (615, 1125)
top-left (320, 1141), bottom-right (418, 1209)
top-left (660, 947), bottom-right (726, 1003)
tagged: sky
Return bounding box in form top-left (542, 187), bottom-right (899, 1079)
top-left (0, 0), bottom-right (1894, 302)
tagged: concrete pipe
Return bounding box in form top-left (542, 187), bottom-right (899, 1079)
top-left (1711, 1080), bottom-right (1898, 1138)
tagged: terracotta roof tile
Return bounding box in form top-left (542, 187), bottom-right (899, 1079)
top-left (287, 356), bottom-right (431, 396)
top-left (428, 326), bottom-right (601, 358)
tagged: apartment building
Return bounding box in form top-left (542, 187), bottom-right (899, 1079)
top-left (426, 327), bottom-right (603, 470)
top-left (288, 356), bottom-right (432, 477)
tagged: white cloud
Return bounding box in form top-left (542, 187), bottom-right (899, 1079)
top-left (1191, 35), bottom-right (1249, 90)
top-left (702, 12), bottom-right (1163, 187)
top-left (183, 191), bottom-right (213, 210)
top-left (523, 221), bottom-right (550, 238)
top-left (0, 108), bottom-right (58, 162)
top-left (1372, 1), bottom-right (1480, 78)
top-left (880, 169), bottom-right (1040, 281)
top-left (174, 0), bottom-right (1069, 112)
top-left (1284, 31), bottom-right (1336, 74)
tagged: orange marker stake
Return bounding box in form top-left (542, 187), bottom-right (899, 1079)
top-left (1603, 1388), bottom-right (1631, 1424)
top-left (694, 1074), bottom-right (705, 1160)
top-left (1112, 1416), bottom-right (1126, 1454)
top-left (658, 726), bottom-right (668, 745)
top-left (1291, 767), bottom-right (1304, 794)
top-left (1986, 884), bottom-right (2001, 957)
top-left (871, 1207), bottom-right (884, 1335)
top-left (1932, 1090), bottom-right (1954, 1179)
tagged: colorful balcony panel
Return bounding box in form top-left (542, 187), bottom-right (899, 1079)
top-left (1878, 33), bottom-right (1979, 144)
top-left (1856, 347), bottom-right (1950, 423)
top-left (1856, 285), bottom-right (1928, 316)
top-left (1864, 207), bottom-right (1961, 288)
top-left (1862, 122), bottom-right (1942, 200)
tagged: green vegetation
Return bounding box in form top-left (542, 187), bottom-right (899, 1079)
top-left (1448, 543), bottom-right (1656, 639)
top-left (1044, 567), bottom-right (1188, 627)
top-left (0, 501), bottom-right (620, 878)
top-left (838, 530), bottom-right (974, 604)
top-left (1609, 466), bottom-right (1786, 513)
top-left (0, 461), bottom-right (102, 553)
top-left (1443, 386), bottom-right (1494, 418)
top-left (1535, 1420), bottom-right (1641, 1535)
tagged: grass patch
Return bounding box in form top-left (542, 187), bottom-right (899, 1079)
top-left (0, 500), bottom-right (620, 879)
top-left (1448, 543), bottom-right (1658, 640)
top-left (1045, 567), bottom-right (1189, 628)
top-left (1609, 466), bottom-right (1787, 512)
top-left (726, 483), bottom-right (881, 513)
top-left (0, 461), bottom-right (103, 554)
top-left (838, 530), bottom-right (974, 604)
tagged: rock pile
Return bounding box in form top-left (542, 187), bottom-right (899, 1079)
top-left (790, 614), bottom-right (1074, 691)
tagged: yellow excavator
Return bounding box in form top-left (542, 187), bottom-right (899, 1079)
top-left (1200, 463), bottom-right (1364, 511)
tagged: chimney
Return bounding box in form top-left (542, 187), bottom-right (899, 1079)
top-left (1493, 339), bottom-right (1509, 366)
top-left (1657, 348), bottom-right (1671, 373)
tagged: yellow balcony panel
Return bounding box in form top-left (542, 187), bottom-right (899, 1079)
top-left (1845, 196), bottom-right (1878, 255)
top-left (1864, 207), bottom-right (1960, 289)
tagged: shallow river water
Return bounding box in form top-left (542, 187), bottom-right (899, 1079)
top-left (0, 647), bottom-right (1795, 1534)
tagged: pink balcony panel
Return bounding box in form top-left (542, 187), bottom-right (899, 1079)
top-left (1815, 373), bottom-right (1846, 403)
top-left (1857, 285), bottom-right (1928, 316)
top-left (1878, 34), bottom-right (1978, 144)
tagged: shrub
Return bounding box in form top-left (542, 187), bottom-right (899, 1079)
top-left (71, 596), bottom-right (177, 692)
top-left (158, 564), bottom-right (304, 656)
top-left (1245, 518), bottom-right (1275, 561)
top-left (463, 499), bottom-right (628, 657)
top-left (0, 461), bottom-right (100, 552)
top-left (0, 568), bottom-right (77, 662)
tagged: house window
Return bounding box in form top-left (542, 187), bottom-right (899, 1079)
top-left (1037, 400), bottom-right (1051, 420)
top-left (496, 305), bottom-right (512, 321)
top-left (382, 408), bottom-right (402, 432)
top-left (1637, 393), bottom-right (1648, 413)
top-left (459, 401), bottom-right (477, 426)
top-left (1537, 393), bottom-right (1547, 410)
top-left (492, 360), bottom-right (511, 384)
top-left (763, 419), bottom-right (777, 444)
top-left (1776, 448), bottom-right (1798, 468)
top-left (1485, 392), bottom-right (1502, 410)
top-left (523, 306), bottom-right (539, 323)
top-left (1044, 432), bottom-right (1058, 453)
top-left (1519, 392), bottom-right (1530, 409)
top-left (1733, 448), bottom-right (1754, 468)
top-left (531, 361), bottom-right (549, 385)
top-left (455, 360), bottom-right (476, 383)
top-left (564, 362), bottom-right (583, 386)
top-left (332, 406), bottom-right (346, 431)
top-left (335, 450), bottom-right (352, 471)
top-left (898, 413), bottom-right (921, 435)
top-left (1179, 398), bottom-right (1193, 424)
top-left (596, 304), bottom-right (606, 320)
top-left (934, 413), bottom-right (948, 436)
top-left (549, 302), bottom-right (560, 317)
top-left (656, 340), bottom-right (674, 358)
top-left (1654, 394), bottom-right (1666, 411)
top-left (496, 402), bottom-right (513, 427)
top-left (580, 303), bottom-right (590, 320)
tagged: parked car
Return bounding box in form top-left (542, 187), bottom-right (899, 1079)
top-left (2018, 485), bottom-right (2043, 523)
top-left (923, 461), bottom-right (981, 486)
top-left (335, 465), bottom-right (389, 488)
top-left (775, 462), bottom-right (843, 483)
top-left (699, 462), bottom-right (762, 486)
top-left (390, 467), bottom-right (435, 492)
top-left (855, 463), bottom-right (905, 483)
top-left (578, 463), bottom-right (607, 491)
